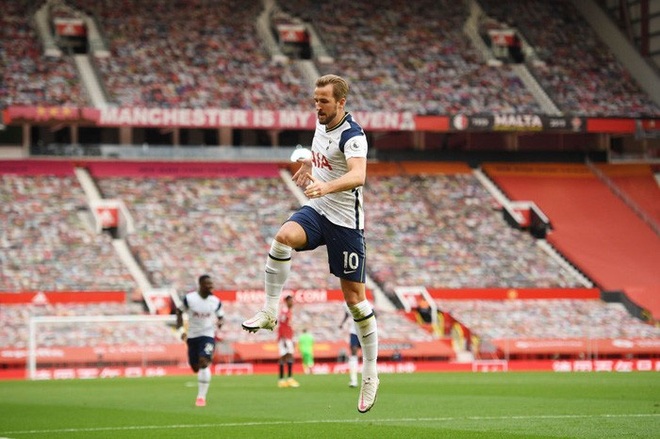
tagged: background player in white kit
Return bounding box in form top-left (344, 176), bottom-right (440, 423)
top-left (339, 302), bottom-right (362, 388)
top-left (176, 274), bottom-right (224, 407)
top-left (242, 74), bottom-right (379, 413)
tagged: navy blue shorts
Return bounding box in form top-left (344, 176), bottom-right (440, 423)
top-left (187, 336), bottom-right (215, 366)
top-left (288, 206), bottom-right (366, 282)
top-left (350, 333), bottom-right (361, 349)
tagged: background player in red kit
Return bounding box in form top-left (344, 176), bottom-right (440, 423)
top-left (277, 295), bottom-right (299, 388)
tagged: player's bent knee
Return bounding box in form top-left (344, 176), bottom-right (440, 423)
top-left (275, 223), bottom-right (306, 248)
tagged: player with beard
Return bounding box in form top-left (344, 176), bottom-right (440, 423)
top-left (242, 74), bottom-right (379, 413)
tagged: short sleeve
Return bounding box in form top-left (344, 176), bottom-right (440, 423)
top-left (343, 134), bottom-right (368, 160)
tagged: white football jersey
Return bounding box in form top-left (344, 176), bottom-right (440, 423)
top-left (180, 291), bottom-right (224, 338)
top-left (309, 113), bottom-right (368, 230)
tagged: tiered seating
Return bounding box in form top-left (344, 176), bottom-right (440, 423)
top-left (280, 0), bottom-right (543, 115)
top-left (95, 176), bottom-right (336, 294)
top-left (3, 0), bottom-right (657, 116)
top-left (93, 169), bottom-right (586, 298)
top-left (0, 298), bottom-right (433, 357)
top-left (219, 301), bottom-right (435, 344)
top-left (0, 174), bottom-right (135, 292)
top-left (0, 1), bottom-right (87, 107)
top-left (1, 163), bottom-right (656, 360)
top-left (594, 163), bottom-right (660, 225)
top-left (483, 163), bottom-right (660, 319)
top-left (1, 167), bottom-right (592, 300)
top-left (0, 301), bottom-right (174, 350)
top-left (477, 0), bottom-right (660, 117)
top-left (70, 0), bottom-right (311, 109)
top-left (436, 299), bottom-right (660, 340)
top-left (365, 172), bottom-right (583, 295)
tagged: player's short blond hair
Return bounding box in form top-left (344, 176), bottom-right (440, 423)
top-left (316, 74), bottom-right (349, 101)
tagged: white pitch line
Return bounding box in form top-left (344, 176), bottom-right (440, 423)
top-left (2, 413), bottom-right (658, 436)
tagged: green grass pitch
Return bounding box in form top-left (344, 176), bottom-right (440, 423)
top-left (0, 372), bottom-right (657, 438)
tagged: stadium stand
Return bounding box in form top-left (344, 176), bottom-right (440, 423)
top-left (1, 159), bottom-right (658, 369)
top-left (67, 0), bottom-right (311, 109)
top-left (3, 0), bottom-right (656, 116)
top-left (0, 301), bottom-right (169, 350)
top-left (0, 292), bottom-right (435, 363)
top-left (437, 299), bottom-right (659, 340)
top-left (279, 0), bottom-right (544, 115)
top-left (1, 0), bottom-right (658, 372)
top-left (221, 301), bottom-right (435, 346)
top-left (93, 173), bottom-right (337, 294)
top-left (0, 1), bottom-right (88, 107)
top-left (61, 160), bottom-right (588, 298)
top-left (365, 163), bottom-right (584, 296)
top-left (482, 162), bottom-right (660, 320)
top-left (477, 0), bottom-right (659, 117)
top-left (592, 163), bottom-right (660, 226)
top-left (0, 173), bottom-right (135, 292)
top-left (0, 160), bottom-right (632, 358)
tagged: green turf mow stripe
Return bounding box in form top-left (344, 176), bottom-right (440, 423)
top-left (3, 413), bottom-right (658, 436)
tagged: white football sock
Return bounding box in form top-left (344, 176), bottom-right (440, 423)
top-left (264, 240), bottom-right (292, 315)
top-left (349, 354), bottom-right (359, 384)
top-left (197, 367), bottom-right (211, 398)
top-left (348, 300), bottom-right (378, 379)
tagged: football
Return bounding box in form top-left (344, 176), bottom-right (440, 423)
top-left (290, 145), bottom-right (313, 162)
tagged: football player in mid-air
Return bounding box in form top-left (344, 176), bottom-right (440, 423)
top-left (242, 74), bottom-right (379, 413)
top-left (176, 274), bottom-right (224, 407)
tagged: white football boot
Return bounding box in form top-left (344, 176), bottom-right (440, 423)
top-left (242, 310), bottom-right (277, 332)
top-left (357, 376), bottom-right (379, 413)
